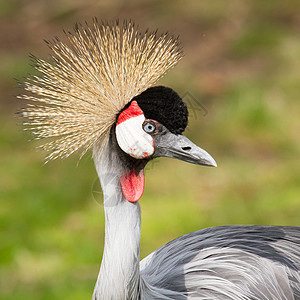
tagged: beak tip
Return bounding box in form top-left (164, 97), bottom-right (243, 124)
top-left (207, 158), bottom-right (217, 167)
top-left (202, 153), bottom-right (217, 168)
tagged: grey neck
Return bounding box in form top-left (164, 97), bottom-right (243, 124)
top-left (92, 140), bottom-right (142, 300)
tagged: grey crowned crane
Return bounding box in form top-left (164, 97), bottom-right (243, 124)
top-left (19, 21), bottom-right (300, 300)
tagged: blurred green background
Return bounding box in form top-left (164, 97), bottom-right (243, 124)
top-left (0, 0), bottom-right (299, 299)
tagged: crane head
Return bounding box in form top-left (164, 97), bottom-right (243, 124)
top-left (18, 21), bottom-right (216, 203)
top-left (115, 86), bottom-right (216, 202)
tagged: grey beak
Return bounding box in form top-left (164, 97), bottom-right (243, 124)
top-left (154, 132), bottom-right (217, 167)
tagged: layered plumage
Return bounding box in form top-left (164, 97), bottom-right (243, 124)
top-left (92, 133), bottom-right (300, 299)
top-left (140, 226), bottom-right (300, 299)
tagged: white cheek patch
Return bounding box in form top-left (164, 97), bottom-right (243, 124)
top-left (116, 102), bottom-right (154, 159)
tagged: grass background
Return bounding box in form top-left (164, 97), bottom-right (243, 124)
top-left (0, 0), bottom-right (299, 299)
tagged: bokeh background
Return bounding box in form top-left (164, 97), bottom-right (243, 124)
top-left (1, 0), bottom-right (299, 299)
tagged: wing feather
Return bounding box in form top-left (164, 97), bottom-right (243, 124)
top-left (140, 225), bottom-right (300, 299)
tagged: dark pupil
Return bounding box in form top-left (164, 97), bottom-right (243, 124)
top-left (148, 125), bottom-right (152, 130)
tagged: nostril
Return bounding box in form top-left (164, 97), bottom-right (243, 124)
top-left (182, 146), bottom-right (191, 151)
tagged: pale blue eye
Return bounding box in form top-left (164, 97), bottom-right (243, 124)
top-left (143, 122), bottom-right (155, 133)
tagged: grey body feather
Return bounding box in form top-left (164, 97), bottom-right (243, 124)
top-left (140, 225), bottom-right (300, 299)
top-left (92, 139), bottom-right (300, 300)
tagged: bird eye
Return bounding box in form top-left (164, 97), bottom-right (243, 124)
top-left (143, 121), bottom-right (156, 134)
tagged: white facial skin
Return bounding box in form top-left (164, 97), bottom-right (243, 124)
top-left (116, 114), bottom-right (155, 159)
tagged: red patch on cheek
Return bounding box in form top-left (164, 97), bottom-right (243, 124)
top-left (120, 169), bottom-right (145, 202)
top-left (117, 101), bottom-right (143, 125)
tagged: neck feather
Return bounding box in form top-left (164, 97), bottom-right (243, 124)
top-left (92, 136), bottom-right (142, 299)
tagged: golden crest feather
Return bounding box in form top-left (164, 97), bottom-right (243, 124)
top-left (18, 20), bottom-right (183, 161)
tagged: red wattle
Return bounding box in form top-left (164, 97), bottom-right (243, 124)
top-left (120, 169), bottom-right (145, 202)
